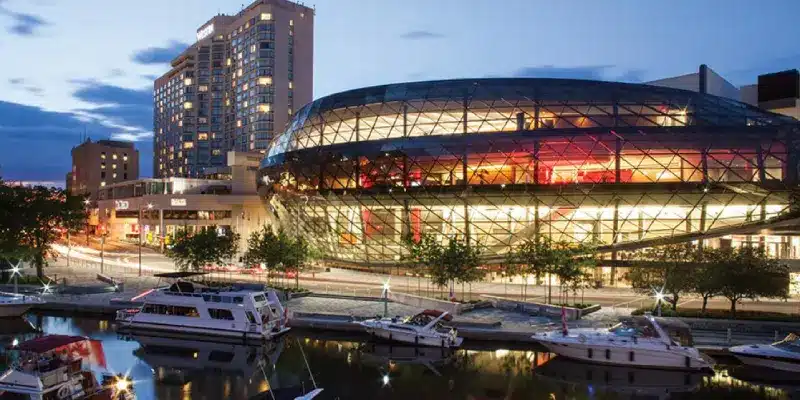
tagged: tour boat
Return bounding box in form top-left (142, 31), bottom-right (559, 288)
top-left (357, 309), bottom-right (463, 348)
top-left (116, 279), bottom-right (290, 341)
top-left (533, 313), bottom-right (714, 371)
top-left (728, 333), bottom-right (800, 372)
top-left (0, 293), bottom-right (44, 318)
top-left (0, 335), bottom-right (134, 400)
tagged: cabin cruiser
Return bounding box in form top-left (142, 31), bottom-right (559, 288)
top-left (0, 292), bottom-right (44, 318)
top-left (534, 356), bottom-right (706, 399)
top-left (533, 313), bottom-right (713, 371)
top-left (116, 278), bottom-right (289, 341)
top-left (0, 335), bottom-right (134, 400)
top-left (729, 333), bottom-right (800, 372)
top-left (357, 310), bottom-right (463, 348)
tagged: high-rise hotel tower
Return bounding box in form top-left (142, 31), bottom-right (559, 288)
top-left (153, 0), bottom-right (313, 178)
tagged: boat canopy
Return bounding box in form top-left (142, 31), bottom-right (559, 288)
top-left (621, 316), bottom-right (695, 346)
top-left (421, 310), bottom-right (452, 322)
top-left (168, 281), bottom-right (208, 293)
top-left (16, 335), bottom-right (87, 354)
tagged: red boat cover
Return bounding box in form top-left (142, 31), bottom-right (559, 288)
top-left (422, 309), bottom-right (452, 321)
top-left (17, 335), bottom-right (87, 353)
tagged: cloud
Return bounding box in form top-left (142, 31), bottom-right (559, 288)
top-left (131, 41), bottom-right (189, 65)
top-left (8, 77), bottom-right (24, 85)
top-left (512, 65), bottom-right (645, 82)
top-left (24, 86), bottom-right (43, 96)
top-left (0, 100), bottom-right (152, 182)
top-left (0, 3), bottom-right (48, 36)
top-left (140, 74), bottom-right (158, 82)
top-left (108, 69), bottom-right (126, 78)
top-left (70, 81), bottom-right (153, 140)
top-left (400, 30), bottom-right (444, 40)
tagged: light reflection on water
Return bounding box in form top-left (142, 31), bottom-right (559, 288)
top-left (0, 315), bottom-right (795, 399)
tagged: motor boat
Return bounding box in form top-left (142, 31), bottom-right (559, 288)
top-left (533, 313), bottom-right (714, 371)
top-left (0, 335), bottom-right (134, 400)
top-left (0, 292), bottom-right (44, 318)
top-left (534, 356), bottom-right (707, 399)
top-left (116, 278), bottom-right (289, 341)
top-left (729, 333), bottom-right (800, 372)
top-left (357, 309), bottom-right (463, 348)
top-left (359, 343), bottom-right (455, 376)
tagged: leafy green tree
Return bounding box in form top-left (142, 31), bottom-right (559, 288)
top-left (281, 234), bottom-right (311, 289)
top-left (405, 233), bottom-right (482, 301)
top-left (0, 183), bottom-right (87, 278)
top-left (713, 246), bottom-right (789, 317)
top-left (693, 247), bottom-right (724, 313)
top-left (506, 237), bottom-right (550, 302)
top-left (626, 243), bottom-right (696, 311)
top-left (167, 226), bottom-right (239, 272)
top-left (243, 227), bottom-right (282, 282)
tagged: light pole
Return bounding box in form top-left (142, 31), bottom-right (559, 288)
top-left (10, 265), bottom-right (20, 294)
top-left (139, 203), bottom-right (154, 277)
top-left (654, 289), bottom-right (665, 317)
top-left (83, 198), bottom-right (91, 246)
top-left (382, 282), bottom-right (390, 318)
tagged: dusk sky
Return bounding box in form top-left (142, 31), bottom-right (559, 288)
top-left (2, 0), bottom-right (800, 182)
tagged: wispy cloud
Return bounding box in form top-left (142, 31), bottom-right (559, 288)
top-left (131, 41), bottom-right (189, 65)
top-left (400, 30), bottom-right (444, 40)
top-left (0, 3), bottom-right (48, 36)
top-left (512, 65), bottom-right (645, 82)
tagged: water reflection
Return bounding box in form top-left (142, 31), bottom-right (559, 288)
top-left (0, 315), bottom-right (797, 399)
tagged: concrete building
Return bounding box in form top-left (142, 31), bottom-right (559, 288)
top-left (69, 139), bottom-right (140, 201)
top-left (97, 152), bottom-right (269, 256)
top-left (740, 69), bottom-right (800, 119)
top-left (645, 64), bottom-right (741, 100)
top-left (153, 0), bottom-right (314, 179)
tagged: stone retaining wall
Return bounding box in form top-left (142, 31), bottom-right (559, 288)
top-left (388, 292), bottom-right (468, 315)
top-left (480, 295), bottom-right (600, 320)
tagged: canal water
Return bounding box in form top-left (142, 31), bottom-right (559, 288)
top-left (2, 314), bottom-right (798, 399)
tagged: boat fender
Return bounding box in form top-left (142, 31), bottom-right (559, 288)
top-left (578, 334), bottom-right (587, 343)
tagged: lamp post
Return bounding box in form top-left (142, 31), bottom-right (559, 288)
top-left (10, 265), bottom-right (20, 294)
top-left (654, 289), bottom-right (665, 317)
top-left (382, 282), bottom-right (390, 318)
top-left (84, 198), bottom-right (91, 246)
top-left (139, 203), bottom-right (154, 277)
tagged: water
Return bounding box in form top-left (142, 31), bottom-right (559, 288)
top-left (4, 314), bottom-right (798, 399)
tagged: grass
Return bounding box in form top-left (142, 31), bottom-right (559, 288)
top-left (631, 306), bottom-right (800, 322)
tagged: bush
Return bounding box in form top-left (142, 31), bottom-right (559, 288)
top-left (631, 306), bottom-right (800, 322)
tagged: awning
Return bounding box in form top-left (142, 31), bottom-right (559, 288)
top-left (17, 335), bottom-right (88, 353)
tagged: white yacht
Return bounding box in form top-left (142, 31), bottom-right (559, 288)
top-left (533, 314), bottom-right (713, 371)
top-left (729, 333), bottom-right (800, 372)
top-left (0, 335), bottom-right (134, 400)
top-left (0, 292), bottom-right (44, 318)
top-left (357, 310), bottom-right (463, 348)
top-left (116, 280), bottom-right (290, 341)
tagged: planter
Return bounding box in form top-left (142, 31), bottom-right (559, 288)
top-left (481, 295), bottom-right (601, 320)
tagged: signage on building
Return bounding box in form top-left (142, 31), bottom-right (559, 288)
top-left (196, 24), bottom-right (215, 41)
top-left (114, 200), bottom-right (129, 210)
top-left (171, 198), bottom-right (187, 207)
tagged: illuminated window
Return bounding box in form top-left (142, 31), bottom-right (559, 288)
top-left (258, 77), bottom-right (272, 86)
top-left (243, 83), bottom-right (249, 91)
top-left (178, 120), bottom-right (183, 127)
top-left (243, 100), bottom-right (249, 107)
top-left (112, 154), bottom-right (118, 160)
top-left (183, 142), bottom-right (194, 149)
top-left (101, 163), bottom-right (106, 170)
top-left (212, 149), bottom-right (221, 156)
top-left (261, 13), bottom-right (271, 20)
top-left (237, 120), bottom-right (242, 128)
top-left (184, 102), bottom-right (193, 110)
top-left (198, 133), bottom-right (208, 140)
top-left (289, 20), bottom-right (294, 26)
top-left (184, 78), bottom-right (192, 85)
top-left (112, 173), bottom-right (117, 179)
top-left (258, 104), bottom-right (270, 113)
top-left (250, 44), bottom-right (256, 52)
top-left (100, 152), bottom-right (106, 160)
top-left (123, 154), bottom-right (128, 161)
top-left (289, 81), bottom-right (293, 89)
top-left (112, 164), bottom-right (117, 170)
top-left (226, 58), bottom-right (232, 66)
top-left (100, 181), bottom-right (106, 187)
top-left (198, 85), bottom-right (208, 92)
top-left (288, 108), bottom-right (293, 115)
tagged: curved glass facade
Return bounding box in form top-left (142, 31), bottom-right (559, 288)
top-left (260, 78), bottom-right (800, 269)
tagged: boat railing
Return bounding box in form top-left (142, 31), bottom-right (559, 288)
top-left (116, 309), bottom-right (139, 321)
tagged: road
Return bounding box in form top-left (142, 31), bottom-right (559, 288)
top-left (47, 239), bottom-right (800, 314)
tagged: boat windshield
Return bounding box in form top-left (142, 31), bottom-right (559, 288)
top-left (608, 319), bottom-right (659, 338)
top-left (773, 333), bottom-right (800, 352)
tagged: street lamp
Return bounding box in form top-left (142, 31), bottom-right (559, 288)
top-left (382, 281), bottom-right (390, 318)
top-left (654, 288), bottom-right (665, 317)
top-left (10, 266), bottom-right (20, 294)
top-left (83, 198), bottom-right (91, 246)
top-left (139, 203), bottom-right (154, 277)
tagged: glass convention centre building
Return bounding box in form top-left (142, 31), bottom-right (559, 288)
top-left (259, 78), bottom-right (800, 284)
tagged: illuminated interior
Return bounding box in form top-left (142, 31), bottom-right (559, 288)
top-left (260, 78), bottom-right (799, 271)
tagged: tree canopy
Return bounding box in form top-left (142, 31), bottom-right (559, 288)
top-left (405, 233), bottom-right (483, 298)
top-left (166, 227), bottom-right (239, 272)
top-left (0, 181), bottom-right (87, 278)
top-left (243, 226), bottom-right (313, 287)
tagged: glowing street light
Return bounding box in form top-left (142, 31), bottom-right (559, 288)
top-left (382, 374), bottom-right (390, 387)
top-left (653, 287), bottom-right (665, 317)
top-left (382, 281), bottom-right (390, 318)
top-left (9, 265), bottom-right (21, 294)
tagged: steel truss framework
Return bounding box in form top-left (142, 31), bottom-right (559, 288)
top-left (260, 78), bottom-right (800, 267)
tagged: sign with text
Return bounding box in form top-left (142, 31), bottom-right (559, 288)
top-left (114, 200), bottom-right (129, 210)
top-left (171, 198), bottom-right (187, 207)
top-left (196, 24), bottom-right (215, 41)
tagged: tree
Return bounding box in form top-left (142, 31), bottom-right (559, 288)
top-left (167, 227), bottom-right (239, 272)
top-left (554, 241), bottom-right (597, 305)
top-left (282, 234), bottom-right (311, 289)
top-left (0, 183), bottom-right (87, 279)
top-left (243, 227), bottom-right (282, 282)
top-left (405, 233), bottom-right (482, 301)
top-left (626, 243), bottom-right (696, 311)
top-left (714, 246), bottom-right (789, 317)
top-left (693, 247), bottom-right (724, 313)
top-left (244, 227), bottom-right (313, 288)
top-left (506, 237), bottom-right (550, 302)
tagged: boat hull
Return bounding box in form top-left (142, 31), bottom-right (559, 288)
top-left (0, 303), bottom-right (33, 318)
top-left (117, 320), bottom-right (290, 341)
top-left (732, 353), bottom-right (800, 372)
top-left (362, 325), bottom-right (462, 348)
top-left (536, 339), bottom-right (711, 371)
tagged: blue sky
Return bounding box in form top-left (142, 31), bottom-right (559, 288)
top-left (2, 0), bottom-right (800, 182)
